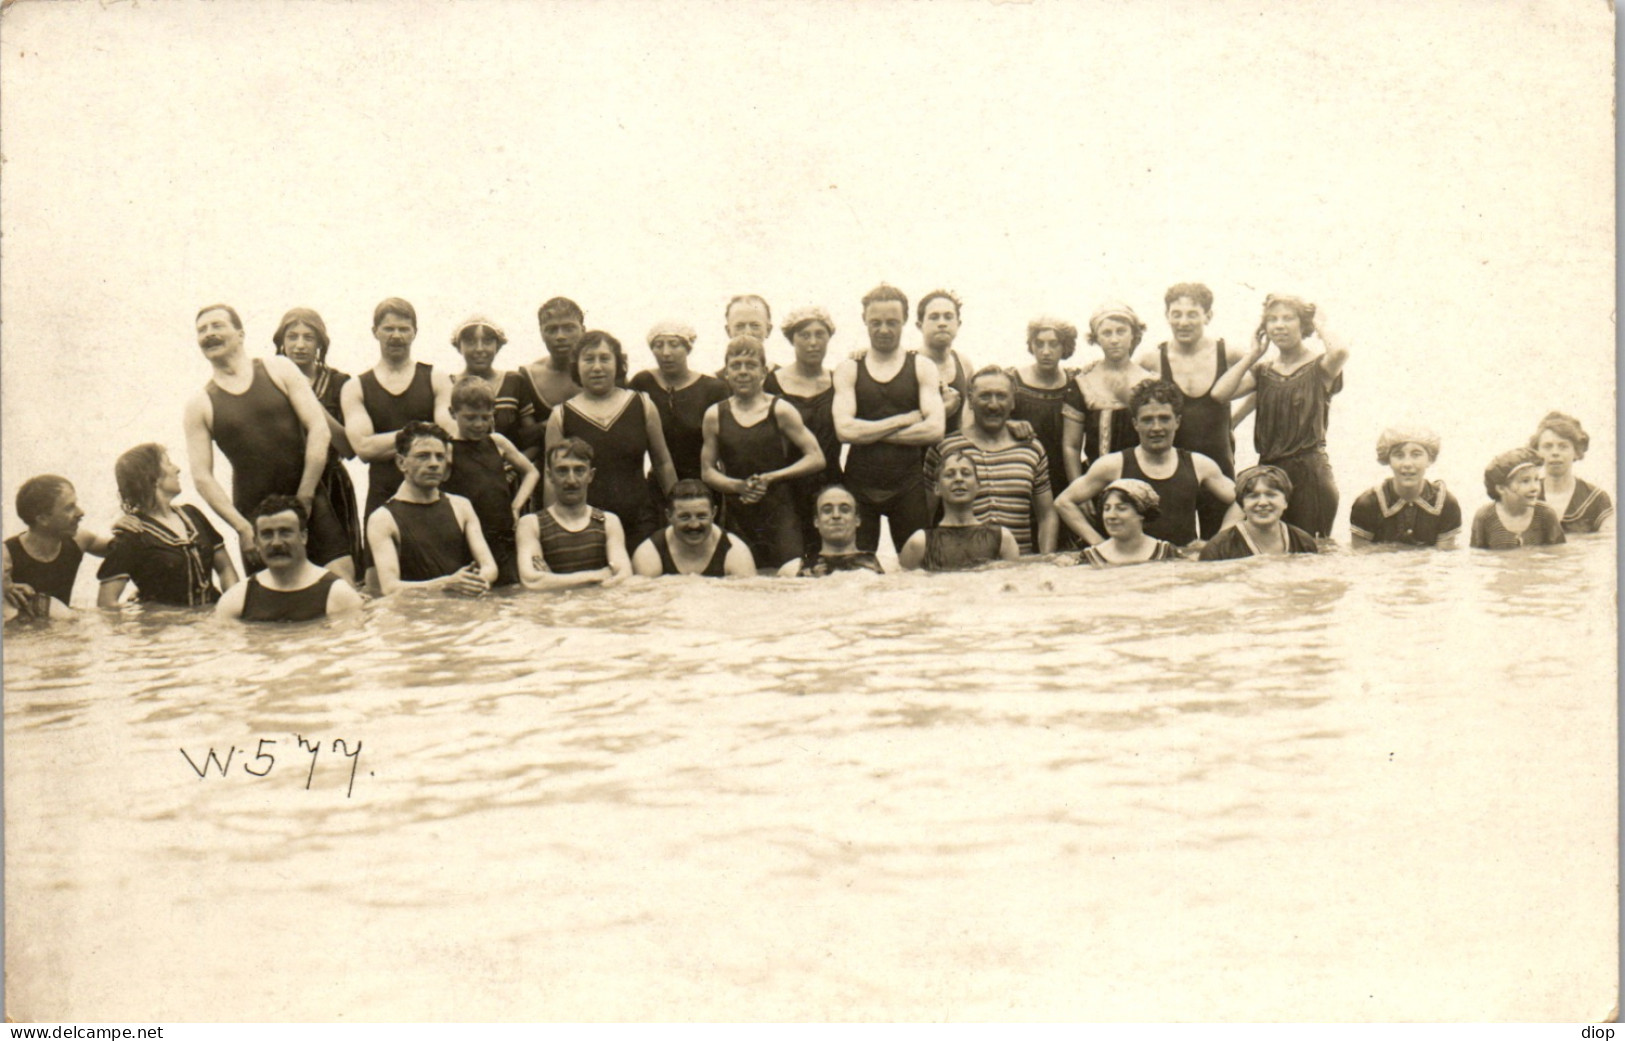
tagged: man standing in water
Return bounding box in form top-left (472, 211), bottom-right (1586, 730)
top-left (1055, 379), bottom-right (1235, 550)
top-left (1134, 283), bottom-right (1250, 537)
top-left (340, 298), bottom-right (455, 533)
top-left (184, 304), bottom-right (349, 577)
top-left (915, 289), bottom-right (973, 435)
top-left (366, 422), bottom-right (497, 596)
top-left (216, 495), bottom-right (364, 621)
top-left (923, 367), bottom-right (1056, 554)
top-left (523, 297), bottom-right (586, 422)
top-left (832, 284), bottom-right (945, 553)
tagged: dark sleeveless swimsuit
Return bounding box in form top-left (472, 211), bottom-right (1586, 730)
top-left (1009, 368), bottom-right (1073, 511)
top-left (359, 363), bottom-right (438, 522)
top-left (443, 437), bottom-right (518, 586)
top-left (240, 572), bottom-right (340, 622)
top-left (716, 397), bottom-right (800, 567)
top-left (1254, 362), bottom-right (1343, 538)
top-left (845, 352), bottom-right (929, 551)
top-left (382, 496), bottom-right (471, 582)
top-left (795, 550), bottom-right (884, 577)
top-left (922, 524), bottom-right (1003, 571)
top-left (535, 508), bottom-right (610, 573)
top-left (763, 369), bottom-right (842, 551)
top-left (306, 364), bottom-right (363, 566)
top-left (651, 528), bottom-right (734, 576)
top-left (1119, 448), bottom-right (1202, 547)
top-left (5, 534), bottom-right (83, 605)
top-left (561, 393), bottom-right (662, 553)
top-left (939, 349), bottom-right (971, 435)
top-left (1159, 341), bottom-right (1233, 539)
top-left (629, 371), bottom-right (729, 482)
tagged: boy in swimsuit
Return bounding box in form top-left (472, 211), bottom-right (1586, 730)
top-left (442, 377), bottom-right (540, 586)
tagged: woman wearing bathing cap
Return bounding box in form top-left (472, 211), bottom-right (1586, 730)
top-left (765, 306), bottom-right (844, 550)
top-left (1529, 411), bottom-right (1613, 534)
top-left (1469, 447), bottom-right (1565, 549)
top-left (1209, 294), bottom-right (1351, 538)
top-left (629, 320), bottom-right (728, 486)
top-left (1348, 426), bottom-right (1462, 549)
top-left (1062, 303), bottom-right (1157, 482)
top-left (450, 315), bottom-right (543, 453)
top-left (1199, 465), bottom-right (1320, 560)
top-left (1076, 478), bottom-right (1179, 568)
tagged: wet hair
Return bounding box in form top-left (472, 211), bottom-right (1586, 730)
top-left (114, 443), bottom-right (168, 514)
top-left (1528, 411), bottom-right (1590, 460)
top-left (968, 364), bottom-right (1014, 393)
top-left (916, 289), bottom-right (963, 322)
top-left (936, 449), bottom-right (982, 486)
top-left (449, 376), bottom-right (497, 413)
top-left (1164, 283), bottom-right (1214, 313)
top-left (547, 437), bottom-right (595, 468)
top-left (196, 304), bottom-right (243, 331)
top-left (724, 294), bottom-right (773, 327)
top-left (1129, 378), bottom-right (1184, 418)
top-left (1236, 465), bottom-right (1294, 502)
top-left (16, 475), bottom-right (72, 527)
top-left (860, 284), bottom-right (909, 320)
top-left (1484, 446), bottom-right (1542, 501)
top-left (252, 493), bottom-right (308, 532)
top-left (667, 478), bottom-right (717, 512)
top-left (272, 308), bottom-right (330, 362)
top-left (537, 297), bottom-right (585, 325)
top-left (723, 335), bottom-right (767, 365)
top-left (814, 483), bottom-right (857, 509)
top-left (1262, 294), bottom-right (1316, 337)
top-left (394, 420), bottom-right (450, 457)
top-left (1026, 317), bottom-right (1079, 359)
top-left (570, 331), bottom-right (629, 387)
top-left (372, 297), bottom-right (417, 330)
top-left (1100, 485), bottom-right (1161, 525)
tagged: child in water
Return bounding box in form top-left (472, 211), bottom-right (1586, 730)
top-left (440, 378), bottom-right (540, 586)
top-left (1469, 447), bottom-right (1565, 550)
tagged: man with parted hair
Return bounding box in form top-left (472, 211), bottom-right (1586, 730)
top-left (3, 475), bottom-right (116, 620)
top-left (185, 303), bottom-right (351, 578)
top-left (215, 495), bottom-right (364, 621)
top-left (524, 296), bottom-right (586, 421)
top-left (832, 283), bottom-right (945, 552)
top-left (915, 289), bottom-right (973, 434)
top-left (365, 421), bottom-right (497, 596)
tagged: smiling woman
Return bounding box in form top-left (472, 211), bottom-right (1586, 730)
top-left (1198, 464), bottom-right (1319, 561)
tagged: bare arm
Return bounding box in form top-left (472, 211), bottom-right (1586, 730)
top-left (1313, 309), bottom-right (1350, 381)
top-left (700, 407), bottom-right (748, 497)
top-left (722, 536), bottom-right (757, 577)
top-left (452, 496), bottom-right (499, 587)
top-left (183, 393), bottom-right (254, 546)
top-left (2, 542), bottom-right (35, 613)
top-left (492, 434), bottom-right (541, 521)
top-left (432, 371), bottom-right (458, 435)
top-left (75, 529), bottom-right (114, 556)
top-left (1062, 411), bottom-right (1086, 486)
top-left (518, 513), bottom-right (622, 590)
top-left (1230, 393), bottom-right (1256, 430)
top-left (1194, 454), bottom-right (1236, 507)
top-left (266, 356), bottom-right (332, 502)
top-left (832, 360), bottom-right (922, 444)
top-left (97, 577), bottom-right (128, 608)
top-left (632, 393), bottom-right (678, 497)
top-left (341, 378), bottom-right (397, 463)
top-left (897, 530), bottom-right (928, 570)
top-left (997, 527), bottom-right (1021, 561)
top-left (761, 402), bottom-right (826, 485)
top-left (540, 410), bottom-right (565, 508)
top-left (1033, 488), bottom-right (1058, 554)
top-left (1210, 330), bottom-right (1267, 404)
top-left (212, 546), bottom-right (240, 592)
top-left (880, 355), bottom-right (946, 446)
top-left (1054, 457), bottom-right (1124, 546)
top-left (214, 581), bottom-right (248, 620)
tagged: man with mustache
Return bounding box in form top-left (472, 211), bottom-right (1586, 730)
top-left (1055, 379), bottom-right (1236, 551)
top-left (339, 298), bottom-right (456, 537)
top-left (184, 304), bottom-right (350, 578)
top-left (515, 438), bottom-right (632, 590)
top-left (832, 284), bottom-right (946, 553)
top-left (922, 366), bottom-right (1057, 555)
top-left (366, 422), bottom-right (497, 596)
top-left (215, 495), bottom-right (363, 621)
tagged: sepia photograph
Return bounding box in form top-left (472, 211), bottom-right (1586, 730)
top-left (1, 0), bottom-right (1615, 1022)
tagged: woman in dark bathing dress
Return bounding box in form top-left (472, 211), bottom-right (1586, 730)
top-left (764, 306), bottom-right (844, 551)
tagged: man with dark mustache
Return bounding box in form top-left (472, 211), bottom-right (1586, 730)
top-left (183, 304), bottom-right (348, 578)
top-left (215, 495), bottom-right (363, 621)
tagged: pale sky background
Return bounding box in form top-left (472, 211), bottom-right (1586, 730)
top-left (0, 0), bottom-right (1614, 536)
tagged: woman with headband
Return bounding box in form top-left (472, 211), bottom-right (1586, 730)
top-left (1210, 294), bottom-right (1350, 537)
top-left (1349, 426), bottom-right (1462, 549)
top-left (629, 321), bottom-right (728, 485)
top-left (1469, 448), bottom-right (1565, 549)
top-left (1076, 478), bottom-right (1180, 568)
top-left (1199, 465), bottom-right (1320, 560)
top-left (1062, 302), bottom-right (1157, 482)
top-left (1529, 411), bottom-right (1613, 534)
top-left (449, 315), bottom-right (543, 454)
top-left (273, 308), bottom-right (363, 578)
